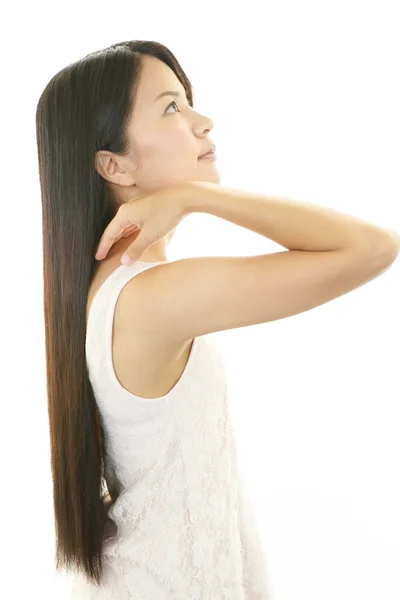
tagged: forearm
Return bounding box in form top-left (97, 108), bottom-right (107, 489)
top-left (186, 182), bottom-right (397, 255)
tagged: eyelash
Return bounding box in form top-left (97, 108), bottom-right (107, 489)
top-left (165, 100), bottom-right (181, 114)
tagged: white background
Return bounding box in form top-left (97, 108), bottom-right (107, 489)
top-left (1, 1), bottom-right (399, 598)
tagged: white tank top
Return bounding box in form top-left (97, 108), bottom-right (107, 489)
top-left (70, 261), bottom-right (274, 599)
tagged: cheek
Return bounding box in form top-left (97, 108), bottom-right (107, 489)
top-left (166, 126), bottom-right (196, 156)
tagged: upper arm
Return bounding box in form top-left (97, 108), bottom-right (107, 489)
top-left (124, 248), bottom-right (395, 343)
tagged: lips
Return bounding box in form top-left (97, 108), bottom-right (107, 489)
top-left (199, 143), bottom-right (216, 158)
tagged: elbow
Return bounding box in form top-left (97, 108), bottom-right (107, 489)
top-left (377, 229), bottom-right (399, 266)
top-left (383, 228), bottom-right (400, 259)
top-left (353, 227), bottom-right (399, 266)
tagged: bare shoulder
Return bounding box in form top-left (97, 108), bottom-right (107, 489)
top-left (114, 262), bottom-right (182, 346)
top-left (87, 260), bottom-right (187, 364)
top-left (105, 263), bottom-right (194, 399)
top-left (113, 263), bottom-right (190, 373)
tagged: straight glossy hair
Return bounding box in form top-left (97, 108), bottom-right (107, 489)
top-left (35, 40), bottom-right (194, 586)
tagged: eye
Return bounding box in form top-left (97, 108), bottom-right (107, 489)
top-left (165, 100), bottom-right (180, 114)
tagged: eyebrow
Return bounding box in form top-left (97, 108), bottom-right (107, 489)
top-left (154, 90), bottom-right (182, 103)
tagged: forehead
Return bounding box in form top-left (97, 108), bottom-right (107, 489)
top-left (135, 55), bottom-right (186, 105)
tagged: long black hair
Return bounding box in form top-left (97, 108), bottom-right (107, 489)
top-left (35, 40), bottom-right (194, 585)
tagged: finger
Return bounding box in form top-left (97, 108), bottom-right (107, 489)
top-left (95, 225), bottom-right (128, 259)
top-left (95, 214), bottom-right (141, 259)
top-left (120, 228), bottom-right (153, 265)
top-left (97, 225), bottom-right (138, 257)
top-left (121, 225), bottom-right (141, 238)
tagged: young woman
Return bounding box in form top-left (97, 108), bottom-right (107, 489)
top-left (36, 39), bottom-right (398, 599)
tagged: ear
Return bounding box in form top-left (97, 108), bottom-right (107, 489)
top-left (94, 151), bottom-right (134, 186)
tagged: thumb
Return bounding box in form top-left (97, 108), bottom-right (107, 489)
top-left (120, 228), bottom-right (152, 265)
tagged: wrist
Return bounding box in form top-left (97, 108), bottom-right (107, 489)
top-left (181, 181), bottom-right (218, 215)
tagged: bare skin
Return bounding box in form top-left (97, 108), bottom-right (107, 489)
top-left (87, 54), bottom-right (219, 399)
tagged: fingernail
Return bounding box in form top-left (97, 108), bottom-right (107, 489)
top-left (121, 254), bottom-right (133, 265)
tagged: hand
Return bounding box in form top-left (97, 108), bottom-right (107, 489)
top-left (94, 184), bottom-right (193, 265)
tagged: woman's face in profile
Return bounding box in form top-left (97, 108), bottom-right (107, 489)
top-left (123, 54), bottom-right (220, 196)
